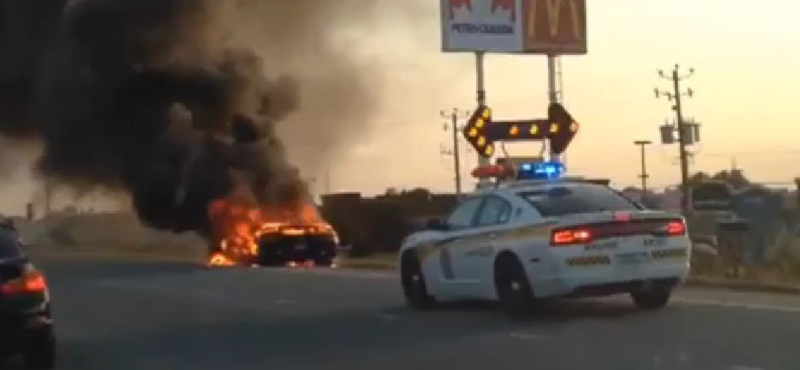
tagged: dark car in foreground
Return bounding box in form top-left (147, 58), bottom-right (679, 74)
top-left (0, 228), bottom-right (55, 369)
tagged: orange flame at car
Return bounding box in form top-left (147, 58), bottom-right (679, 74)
top-left (206, 197), bottom-right (337, 267)
top-left (207, 251), bottom-right (236, 267)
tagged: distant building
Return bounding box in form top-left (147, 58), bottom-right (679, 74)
top-left (660, 187), bottom-right (682, 213)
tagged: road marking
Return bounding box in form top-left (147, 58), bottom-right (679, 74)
top-left (674, 297), bottom-right (800, 314)
top-left (374, 312), bottom-right (399, 320)
top-left (728, 366), bottom-right (767, 370)
top-left (263, 267), bottom-right (396, 280)
top-left (327, 269), bottom-right (396, 280)
top-left (509, 332), bottom-right (549, 341)
top-left (275, 299), bottom-right (295, 306)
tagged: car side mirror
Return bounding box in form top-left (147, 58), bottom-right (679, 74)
top-left (426, 218), bottom-right (449, 231)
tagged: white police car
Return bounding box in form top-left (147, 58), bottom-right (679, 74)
top-left (399, 162), bottom-right (691, 318)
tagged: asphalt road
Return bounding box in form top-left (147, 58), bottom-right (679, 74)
top-left (32, 254), bottom-right (800, 370)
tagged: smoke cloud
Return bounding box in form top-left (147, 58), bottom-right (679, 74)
top-left (0, 0), bottom-right (385, 236)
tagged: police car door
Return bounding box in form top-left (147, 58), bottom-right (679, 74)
top-left (453, 195), bottom-right (512, 286)
top-left (434, 196), bottom-right (485, 295)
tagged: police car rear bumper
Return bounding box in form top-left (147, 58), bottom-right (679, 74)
top-left (531, 262), bottom-right (689, 298)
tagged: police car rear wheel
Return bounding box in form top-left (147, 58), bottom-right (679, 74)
top-left (401, 253), bottom-right (436, 309)
top-left (495, 255), bottom-right (535, 319)
top-left (631, 288), bottom-right (671, 310)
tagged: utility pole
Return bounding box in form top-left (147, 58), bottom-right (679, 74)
top-left (795, 178), bottom-right (800, 211)
top-left (441, 108), bottom-right (470, 197)
top-left (634, 140), bottom-right (652, 192)
top-left (656, 65), bottom-right (695, 214)
top-left (44, 175), bottom-right (52, 216)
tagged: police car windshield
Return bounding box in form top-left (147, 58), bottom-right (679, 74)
top-left (519, 183), bottom-right (641, 217)
top-left (0, 229), bottom-right (21, 259)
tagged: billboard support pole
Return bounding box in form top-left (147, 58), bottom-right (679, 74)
top-left (475, 51), bottom-right (490, 186)
top-left (476, 51), bottom-right (486, 106)
top-left (547, 54), bottom-right (560, 163)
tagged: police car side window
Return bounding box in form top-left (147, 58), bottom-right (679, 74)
top-left (476, 196), bottom-right (511, 226)
top-left (446, 198), bottom-right (483, 229)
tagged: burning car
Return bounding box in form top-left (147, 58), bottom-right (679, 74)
top-left (206, 198), bottom-right (339, 268)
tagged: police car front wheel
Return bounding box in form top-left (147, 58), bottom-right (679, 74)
top-left (401, 252), bottom-right (436, 309)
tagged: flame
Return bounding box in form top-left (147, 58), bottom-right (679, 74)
top-left (208, 252), bottom-right (236, 267)
top-left (206, 198), bottom-right (337, 266)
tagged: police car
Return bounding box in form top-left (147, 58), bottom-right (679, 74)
top-left (399, 162), bottom-right (691, 318)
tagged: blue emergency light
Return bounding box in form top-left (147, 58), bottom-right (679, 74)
top-left (518, 161), bottom-right (564, 180)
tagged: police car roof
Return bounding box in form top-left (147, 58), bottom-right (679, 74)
top-left (477, 177), bottom-right (610, 192)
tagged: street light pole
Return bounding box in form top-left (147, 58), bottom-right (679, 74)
top-left (634, 140), bottom-right (652, 192)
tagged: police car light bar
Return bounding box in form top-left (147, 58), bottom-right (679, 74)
top-left (518, 161), bottom-right (564, 180)
top-left (472, 161), bottom-right (564, 181)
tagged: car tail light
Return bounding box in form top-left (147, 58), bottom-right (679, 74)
top-left (665, 220), bottom-right (686, 236)
top-left (0, 270), bottom-right (47, 295)
top-left (551, 228), bottom-right (593, 246)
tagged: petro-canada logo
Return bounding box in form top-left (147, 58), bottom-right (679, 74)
top-left (448, 0), bottom-right (516, 22)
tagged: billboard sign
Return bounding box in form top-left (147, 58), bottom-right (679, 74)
top-left (441, 0), bottom-right (587, 55)
top-left (523, 0), bottom-right (587, 54)
top-left (442, 0), bottom-right (524, 53)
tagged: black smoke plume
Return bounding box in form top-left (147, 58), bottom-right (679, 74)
top-left (0, 0), bottom-right (354, 236)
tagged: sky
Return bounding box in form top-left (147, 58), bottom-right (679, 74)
top-left (307, 0), bottom-right (800, 196)
top-left (3, 0), bottom-right (800, 214)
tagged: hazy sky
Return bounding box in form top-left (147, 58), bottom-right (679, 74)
top-left (3, 0), bottom-right (800, 214)
top-left (311, 0), bottom-right (800, 195)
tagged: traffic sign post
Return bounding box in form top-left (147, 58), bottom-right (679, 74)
top-left (441, 0), bottom-right (588, 183)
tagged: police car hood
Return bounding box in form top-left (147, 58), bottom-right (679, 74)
top-left (401, 230), bottom-right (445, 249)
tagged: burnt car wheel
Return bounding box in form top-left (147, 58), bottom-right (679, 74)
top-left (314, 257), bottom-right (334, 267)
top-left (25, 329), bottom-right (55, 370)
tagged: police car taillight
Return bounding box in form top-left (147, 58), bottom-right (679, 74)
top-left (551, 228), bottom-right (593, 246)
top-left (665, 220), bottom-right (686, 236)
top-left (552, 219), bottom-right (686, 246)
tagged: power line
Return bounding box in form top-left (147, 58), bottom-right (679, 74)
top-left (698, 150), bottom-right (800, 157)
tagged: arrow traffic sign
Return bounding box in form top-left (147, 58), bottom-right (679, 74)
top-left (462, 103), bottom-right (579, 158)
